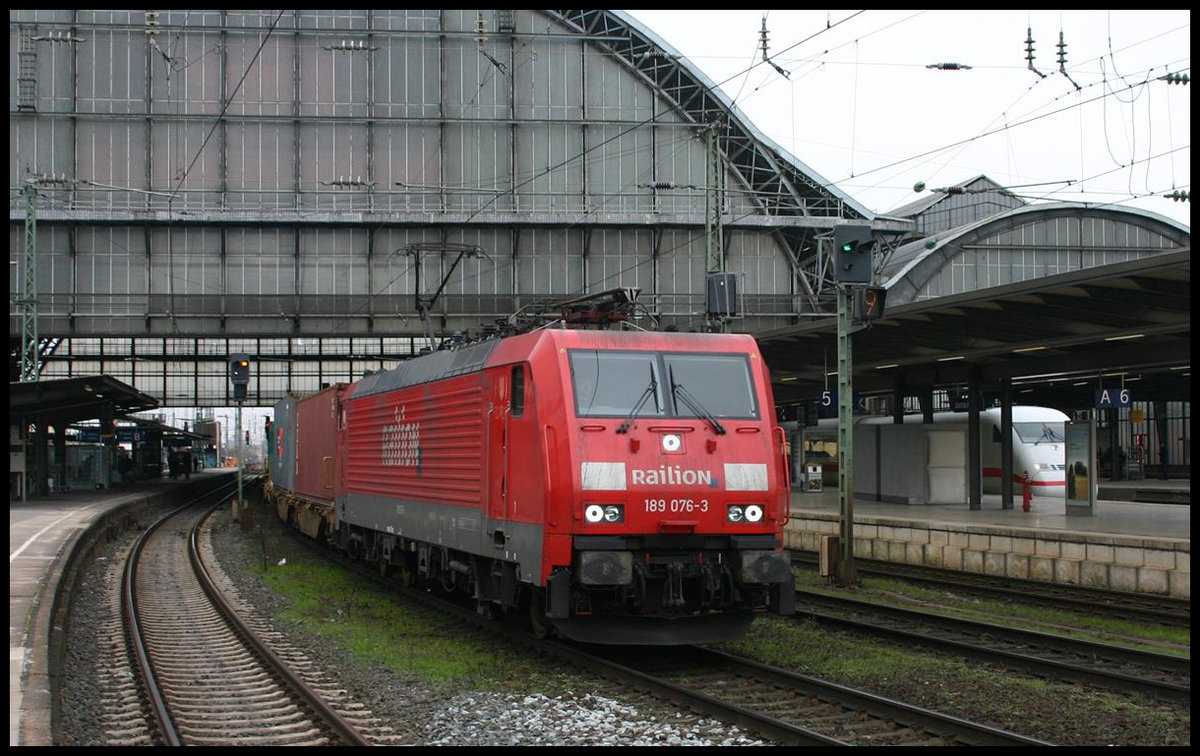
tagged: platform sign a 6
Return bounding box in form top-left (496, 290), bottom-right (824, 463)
top-left (1094, 388), bottom-right (1131, 409)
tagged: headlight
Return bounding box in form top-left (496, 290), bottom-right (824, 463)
top-left (585, 504), bottom-right (624, 523)
top-left (728, 504), bottom-right (764, 523)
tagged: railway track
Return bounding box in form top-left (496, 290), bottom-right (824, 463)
top-left (120, 485), bottom-right (383, 746)
top-left (793, 553), bottom-right (1190, 627)
top-left (285, 522), bottom-right (1053, 746)
top-left (572, 644), bottom-right (1054, 746)
top-left (792, 588), bottom-right (1190, 702)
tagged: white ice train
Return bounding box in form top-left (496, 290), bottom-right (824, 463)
top-left (801, 406), bottom-right (1069, 493)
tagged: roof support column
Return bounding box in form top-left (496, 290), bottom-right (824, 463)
top-left (968, 370), bottom-right (982, 511)
top-left (1000, 379), bottom-right (1014, 509)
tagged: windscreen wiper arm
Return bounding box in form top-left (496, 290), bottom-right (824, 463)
top-left (669, 366), bottom-right (726, 435)
top-left (617, 367), bottom-right (657, 434)
top-left (1036, 426), bottom-right (1060, 445)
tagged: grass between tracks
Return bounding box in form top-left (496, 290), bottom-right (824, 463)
top-left (791, 568), bottom-right (1190, 655)
top-left (717, 568), bottom-right (1189, 746)
top-left (719, 612), bottom-right (1189, 746)
top-left (248, 532), bottom-right (548, 691)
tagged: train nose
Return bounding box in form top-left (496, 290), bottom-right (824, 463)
top-left (1030, 463), bottom-right (1065, 486)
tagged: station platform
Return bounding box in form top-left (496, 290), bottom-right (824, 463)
top-left (9, 470), bottom-right (235, 746)
top-left (784, 479), bottom-right (1190, 601)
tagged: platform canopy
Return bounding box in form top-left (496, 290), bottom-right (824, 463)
top-left (9, 375), bottom-right (159, 428)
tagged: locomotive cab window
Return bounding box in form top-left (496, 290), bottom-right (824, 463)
top-left (1014, 421), bottom-right (1065, 444)
top-left (569, 351), bottom-right (665, 418)
top-left (568, 350), bottom-right (757, 420)
top-left (663, 353), bottom-right (758, 419)
top-left (511, 365), bottom-right (525, 417)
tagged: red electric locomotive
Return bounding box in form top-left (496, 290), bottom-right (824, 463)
top-left (271, 327), bottom-right (795, 645)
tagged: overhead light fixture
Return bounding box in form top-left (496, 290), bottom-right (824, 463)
top-left (875, 363), bottom-right (899, 370)
top-left (1072, 381), bottom-right (1088, 386)
top-left (1169, 365), bottom-right (1189, 371)
top-left (1104, 333), bottom-right (1145, 341)
top-left (1012, 345), bottom-right (1046, 353)
top-left (937, 355), bottom-right (965, 362)
top-left (779, 376), bottom-right (797, 382)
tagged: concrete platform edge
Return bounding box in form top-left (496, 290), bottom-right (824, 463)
top-left (786, 510), bottom-right (1191, 599)
top-left (15, 494), bottom-right (165, 746)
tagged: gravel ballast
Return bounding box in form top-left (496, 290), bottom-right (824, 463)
top-left (60, 500), bottom-right (769, 746)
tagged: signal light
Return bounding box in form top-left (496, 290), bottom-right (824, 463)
top-left (832, 225), bottom-right (876, 284)
top-left (229, 354), bottom-right (251, 401)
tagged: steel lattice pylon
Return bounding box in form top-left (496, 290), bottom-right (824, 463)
top-left (20, 181), bottom-right (39, 382)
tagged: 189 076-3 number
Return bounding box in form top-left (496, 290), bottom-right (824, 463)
top-left (643, 498), bottom-right (708, 513)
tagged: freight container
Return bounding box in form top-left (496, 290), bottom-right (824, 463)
top-left (269, 395), bottom-right (298, 493)
top-left (294, 383), bottom-right (348, 503)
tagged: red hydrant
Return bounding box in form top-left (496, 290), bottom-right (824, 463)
top-left (1021, 471), bottom-right (1032, 512)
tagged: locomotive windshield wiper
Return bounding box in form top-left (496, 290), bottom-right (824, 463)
top-left (1036, 425), bottom-right (1063, 444)
top-left (616, 366), bottom-right (658, 434)
top-left (668, 366), bottom-right (726, 435)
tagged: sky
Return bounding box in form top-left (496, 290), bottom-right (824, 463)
top-left (624, 9), bottom-right (1190, 228)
